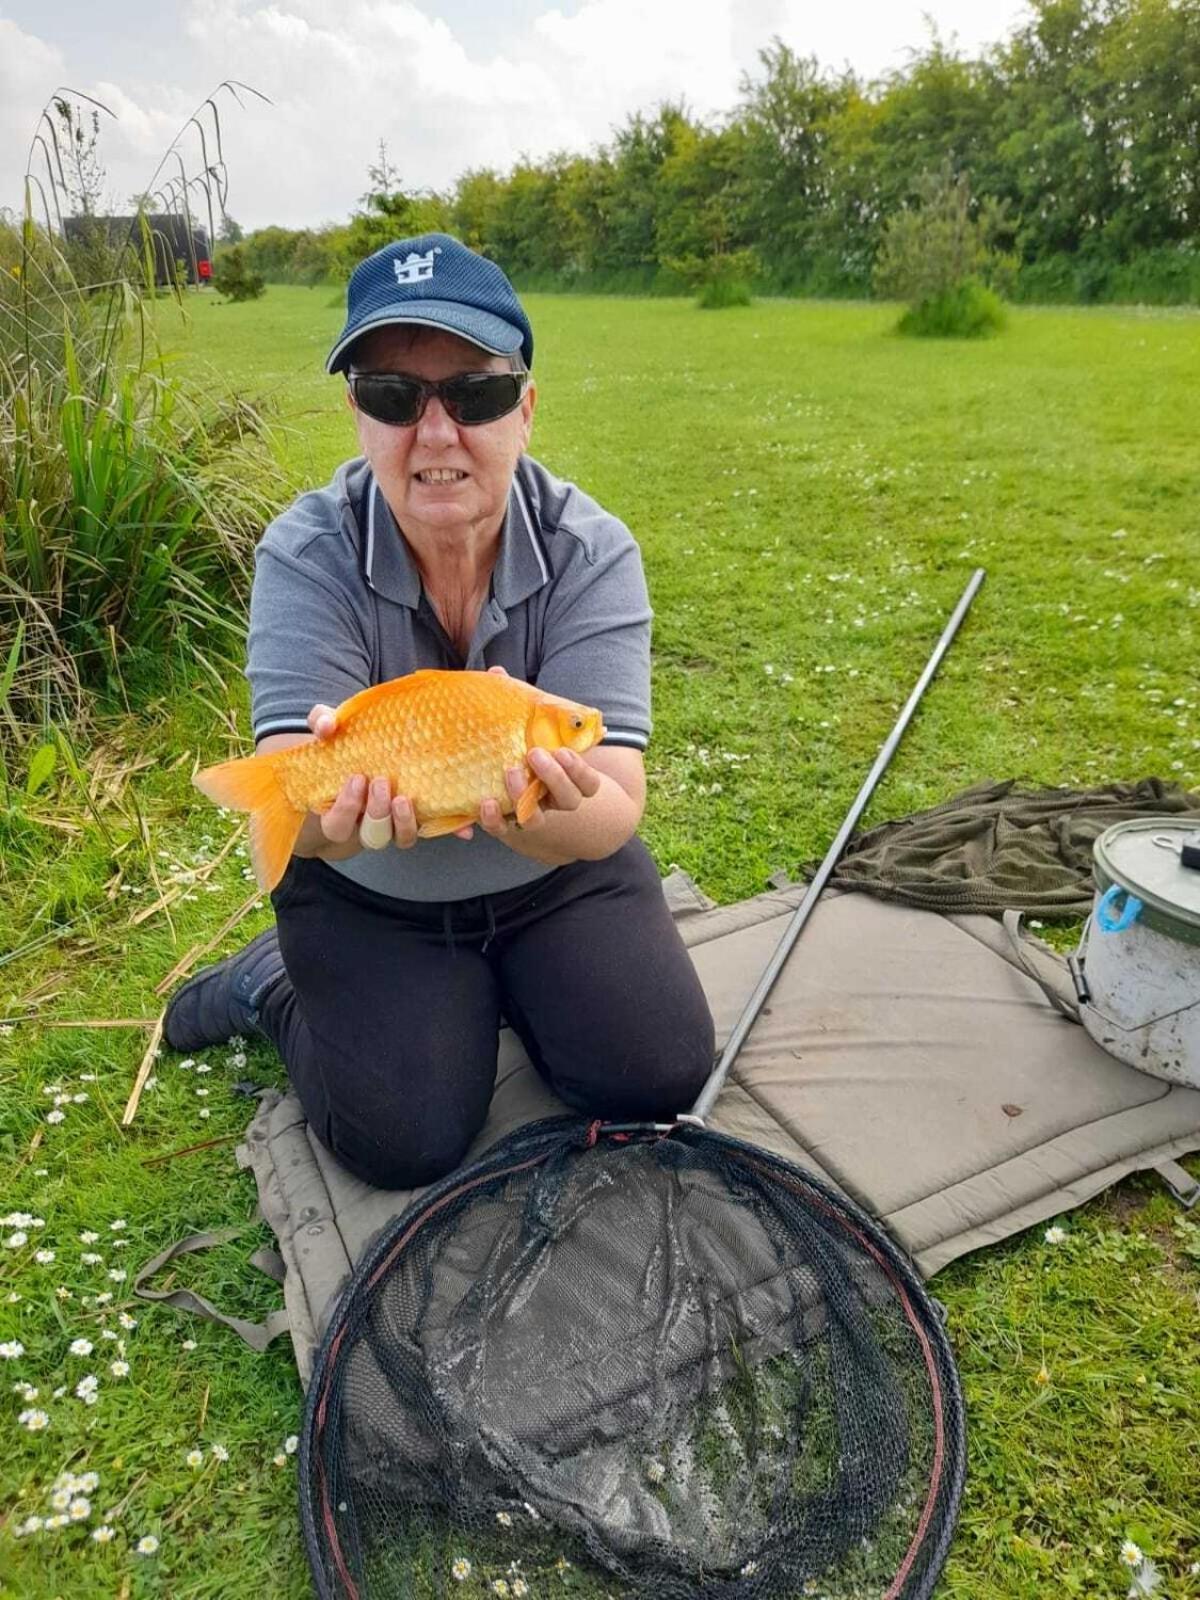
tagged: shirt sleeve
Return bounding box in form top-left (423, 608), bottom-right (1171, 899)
top-left (534, 513), bottom-right (653, 752)
top-left (245, 535), bottom-right (372, 745)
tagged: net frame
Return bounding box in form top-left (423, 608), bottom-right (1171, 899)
top-left (300, 1115), bottom-right (967, 1600)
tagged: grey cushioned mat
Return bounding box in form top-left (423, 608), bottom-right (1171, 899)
top-left (231, 876), bottom-right (1200, 1386)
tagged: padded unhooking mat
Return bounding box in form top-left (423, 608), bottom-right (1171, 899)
top-left (152, 876), bottom-right (1200, 1385)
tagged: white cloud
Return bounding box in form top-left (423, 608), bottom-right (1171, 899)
top-left (0, 20), bottom-right (66, 215)
top-left (0, 0), bottom-right (1031, 230)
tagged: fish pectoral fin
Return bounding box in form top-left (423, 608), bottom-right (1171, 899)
top-left (417, 813), bottom-right (477, 839)
top-left (515, 778), bottom-right (546, 827)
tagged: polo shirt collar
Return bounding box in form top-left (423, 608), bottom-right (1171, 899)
top-left (360, 463), bottom-right (549, 611)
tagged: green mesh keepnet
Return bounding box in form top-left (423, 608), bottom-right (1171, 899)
top-left (300, 1117), bottom-right (965, 1599)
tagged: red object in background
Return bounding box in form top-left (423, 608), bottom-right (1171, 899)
top-left (198, 258), bottom-right (213, 280)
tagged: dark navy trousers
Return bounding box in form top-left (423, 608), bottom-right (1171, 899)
top-left (264, 838), bottom-right (715, 1189)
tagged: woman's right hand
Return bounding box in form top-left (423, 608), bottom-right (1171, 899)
top-left (299, 704), bottom-right (420, 856)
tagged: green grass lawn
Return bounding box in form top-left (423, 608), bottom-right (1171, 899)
top-left (1, 286), bottom-right (1198, 1597)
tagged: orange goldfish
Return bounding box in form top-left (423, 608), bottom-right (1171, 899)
top-left (193, 669), bottom-right (606, 891)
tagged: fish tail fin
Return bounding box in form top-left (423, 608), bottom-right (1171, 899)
top-left (193, 752), bottom-right (305, 892)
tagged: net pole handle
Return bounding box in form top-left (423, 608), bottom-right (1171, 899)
top-left (687, 567), bottom-right (986, 1124)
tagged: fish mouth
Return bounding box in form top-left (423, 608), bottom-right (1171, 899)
top-left (414, 468), bottom-right (469, 485)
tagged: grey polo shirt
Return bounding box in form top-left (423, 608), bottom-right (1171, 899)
top-left (246, 453), bottom-right (652, 902)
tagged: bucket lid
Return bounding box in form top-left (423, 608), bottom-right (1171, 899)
top-left (1094, 816), bottom-right (1200, 935)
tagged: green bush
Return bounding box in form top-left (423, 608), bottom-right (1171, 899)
top-left (698, 273), bottom-right (752, 309)
top-left (896, 279), bottom-right (1006, 338)
top-left (213, 244), bottom-right (266, 302)
top-left (664, 249), bottom-right (757, 310)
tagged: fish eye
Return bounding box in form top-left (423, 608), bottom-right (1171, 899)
top-left (570, 715), bottom-right (583, 729)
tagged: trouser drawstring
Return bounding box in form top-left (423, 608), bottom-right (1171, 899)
top-left (441, 898), bottom-right (496, 955)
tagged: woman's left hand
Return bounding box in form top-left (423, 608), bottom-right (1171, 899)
top-left (474, 746), bottom-right (603, 844)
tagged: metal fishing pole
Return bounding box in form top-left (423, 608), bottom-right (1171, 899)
top-left (685, 566), bottom-right (987, 1124)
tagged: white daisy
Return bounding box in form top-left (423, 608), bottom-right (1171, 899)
top-left (109, 1360), bottom-right (130, 1378)
top-left (3, 1232), bottom-right (27, 1249)
top-left (45, 1110), bottom-right (65, 1124)
top-left (68, 1496), bottom-right (91, 1521)
top-left (272, 1452), bottom-right (287, 1467)
top-left (109, 1220), bottom-right (127, 1231)
top-left (91, 1524), bottom-right (116, 1543)
top-left (107, 1269), bottom-right (127, 1282)
top-left (211, 1443), bottom-right (229, 1462)
top-left (79, 1231), bottom-right (99, 1244)
top-left (81, 1252), bottom-right (103, 1265)
top-left (1122, 1541), bottom-right (1144, 1567)
top-left (285, 1434), bottom-right (299, 1454)
top-left (12, 1381), bottom-right (37, 1399)
top-left (1044, 1225), bottom-right (1068, 1245)
top-left (135, 1534), bottom-right (159, 1555)
top-left (117, 1311), bottom-right (137, 1329)
top-left (0, 1340), bottom-right (25, 1359)
top-left (18, 1408), bottom-right (50, 1430)
top-left (186, 1448), bottom-right (204, 1468)
top-left (33, 1248), bottom-right (55, 1264)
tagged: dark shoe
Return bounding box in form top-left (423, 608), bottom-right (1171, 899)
top-left (163, 926), bottom-right (287, 1052)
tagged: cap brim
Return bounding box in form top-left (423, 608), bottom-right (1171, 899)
top-left (326, 302), bottom-right (524, 374)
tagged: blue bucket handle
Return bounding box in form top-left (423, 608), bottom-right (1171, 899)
top-left (1095, 884), bottom-right (1143, 934)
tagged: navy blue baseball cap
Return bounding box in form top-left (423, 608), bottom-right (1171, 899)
top-left (326, 233), bottom-right (534, 374)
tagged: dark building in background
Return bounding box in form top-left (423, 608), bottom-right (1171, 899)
top-left (62, 213), bottom-right (212, 286)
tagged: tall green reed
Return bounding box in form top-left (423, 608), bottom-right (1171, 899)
top-left (0, 84), bottom-right (282, 759)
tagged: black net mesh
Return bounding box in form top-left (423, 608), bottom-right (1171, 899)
top-left (301, 1119), bottom-right (966, 1600)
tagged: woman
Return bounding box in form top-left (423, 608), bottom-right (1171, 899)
top-left (165, 234), bottom-right (715, 1188)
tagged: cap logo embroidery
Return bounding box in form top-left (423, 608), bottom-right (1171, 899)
top-left (393, 247), bottom-right (441, 285)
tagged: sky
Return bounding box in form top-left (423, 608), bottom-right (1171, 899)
top-left (1, 0), bottom-right (1032, 232)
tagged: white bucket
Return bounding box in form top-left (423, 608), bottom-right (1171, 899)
top-left (1078, 817), bottom-right (1200, 1088)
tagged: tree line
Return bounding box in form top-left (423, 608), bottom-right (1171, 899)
top-left (234, 0), bottom-right (1200, 305)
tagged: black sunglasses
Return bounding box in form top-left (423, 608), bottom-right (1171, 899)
top-left (348, 370), bottom-right (527, 428)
